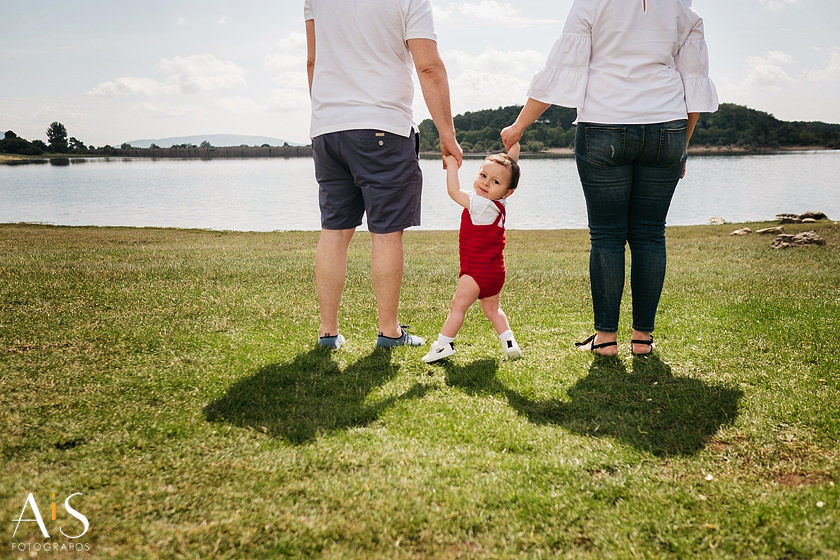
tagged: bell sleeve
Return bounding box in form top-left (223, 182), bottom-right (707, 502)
top-left (526, 32), bottom-right (591, 109)
top-left (675, 19), bottom-right (719, 113)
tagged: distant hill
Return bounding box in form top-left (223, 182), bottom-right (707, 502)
top-left (123, 134), bottom-right (302, 149)
top-left (418, 103), bottom-right (840, 153)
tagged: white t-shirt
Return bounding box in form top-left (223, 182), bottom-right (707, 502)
top-left (304, 0), bottom-right (437, 139)
top-left (468, 193), bottom-right (506, 227)
top-left (527, 0), bottom-right (719, 124)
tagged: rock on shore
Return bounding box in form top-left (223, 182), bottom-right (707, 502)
top-left (776, 212), bottom-right (830, 223)
top-left (771, 231), bottom-right (827, 249)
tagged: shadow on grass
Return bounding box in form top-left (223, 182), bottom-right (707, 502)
top-left (445, 355), bottom-right (743, 457)
top-left (204, 347), bottom-right (431, 444)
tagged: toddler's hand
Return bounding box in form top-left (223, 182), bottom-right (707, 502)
top-left (507, 142), bottom-right (520, 162)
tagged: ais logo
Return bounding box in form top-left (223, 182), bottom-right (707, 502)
top-left (12, 492), bottom-right (90, 539)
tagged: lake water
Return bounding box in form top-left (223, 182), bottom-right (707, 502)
top-left (1, 151), bottom-right (838, 231)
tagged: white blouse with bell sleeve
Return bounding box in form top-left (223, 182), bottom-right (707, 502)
top-left (527, 0), bottom-right (719, 124)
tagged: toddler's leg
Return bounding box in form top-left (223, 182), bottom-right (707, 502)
top-left (479, 293), bottom-right (510, 335)
top-left (423, 276), bottom-right (480, 363)
top-left (440, 275), bottom-right (480, 338)
top-left (480, 294), bottom-right (522, 359)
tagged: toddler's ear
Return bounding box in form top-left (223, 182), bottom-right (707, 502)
top-left (507, 142), bottom-right (520, 163)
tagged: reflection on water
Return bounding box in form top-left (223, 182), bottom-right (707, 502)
top-left (1, 151), bottom-right (838, 231)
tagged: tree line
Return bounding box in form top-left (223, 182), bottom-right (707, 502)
top-left (4, 103), bottom-right (840, 158)
top-left (0, 123), bottom-right (296, 157)
top-left (418, 103), bottom-right (840, 153)
top-left (0, 122), bottom-right (120, 156)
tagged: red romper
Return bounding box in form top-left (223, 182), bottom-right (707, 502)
top-left (459, 200), bottom-right (506, 299)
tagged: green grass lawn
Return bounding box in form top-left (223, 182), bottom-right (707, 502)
top-left (2, 222), bottom-right (838, 559)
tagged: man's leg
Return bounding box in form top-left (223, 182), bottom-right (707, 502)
top-left (316, 228), bottom-right (355, 338)
top-left (371, 230), bottom-right (404, 338)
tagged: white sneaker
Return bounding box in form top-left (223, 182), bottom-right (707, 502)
top-left (422, 340), bottom-right (455, 363)
top-left (503, 338), bottom-right (522, 360)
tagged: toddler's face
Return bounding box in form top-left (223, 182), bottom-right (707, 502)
top-left (472, 160), bottom-right (513, 201)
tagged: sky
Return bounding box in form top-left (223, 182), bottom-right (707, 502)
top-left (2, 0), bottom-right (839, 147)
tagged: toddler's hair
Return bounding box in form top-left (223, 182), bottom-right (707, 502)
top-left (485, 153), bottom-right (520, 190)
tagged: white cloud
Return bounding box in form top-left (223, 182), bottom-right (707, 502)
top-left (412, 47), bottom-right (543, 121)
top-left (269, 74), bottom-right (310, 111)
top-left (88, 54), bottom-right (247, 97)
top-left (266, 32), bottom-right (307, 72)
top-left (158, 55), bottom-right (247, 94)
top-left (265, 52), bottom-right (301, 72)
top-left (129, 102), bottom-right (193, 118)
top-left (218, 16), bottom-right (229, 25)
top-left (266, 33), bottom-right (310, 112)
top-left (275, 32), bottom-right (307, 53)
top-left (720, 46), bottom-right (840, 123)
top-left (215, 96), bottom-right (261, 115)
top-left (87, 77), bottom-right (177, 97)
top-left (805, 46), bottom-right (840, 81)
top-left (436, 1), bottom-right (562, 26)
top-left (759, 0), bottom-right (797, 10)
top-left (460, 0), bottom-right (519, 21)
top-left (444, 47), bottom-right (544, 77)
top-left (433, 4), bottom-right (455, 21)
top-left (744, 50), bottom-right (796, 88)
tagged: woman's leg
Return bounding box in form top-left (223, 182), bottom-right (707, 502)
top-left (627, 121), bottom-right (687, 338)
top-left (575, 330), bottom-right (619, 356)
top-left (575, 124), bottom-right (636, 334)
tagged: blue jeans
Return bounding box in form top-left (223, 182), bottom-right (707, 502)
top-left (575, 120), bottom-right (687, 333)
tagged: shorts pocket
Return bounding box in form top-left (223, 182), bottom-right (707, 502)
top-left (355, 131), bottom-right (416, 176)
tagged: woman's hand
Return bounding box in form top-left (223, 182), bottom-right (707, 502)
top-left (501, 98), bottom-right (551, 151)
top-left (500, 125), bottom-right (523, 152)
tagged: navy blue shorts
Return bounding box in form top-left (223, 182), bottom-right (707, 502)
top-left (312, 129), bottom-right (422, 234)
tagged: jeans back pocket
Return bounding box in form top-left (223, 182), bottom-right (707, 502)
top-left (582, 125), bottom-right (627, 167)
top-left (657, 125), bottom-right (688, 167)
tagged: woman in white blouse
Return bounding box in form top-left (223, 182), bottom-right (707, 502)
top-left (501, 0), bottom-right (718, 356)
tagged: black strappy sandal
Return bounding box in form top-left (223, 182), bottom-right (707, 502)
top-left (630, 335), bottom-right (655, 356)
top-left (575, 334), bottom-right (618, 354)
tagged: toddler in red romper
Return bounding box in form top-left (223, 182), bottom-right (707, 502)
top-left (422, 144), bottom-right (522, 363)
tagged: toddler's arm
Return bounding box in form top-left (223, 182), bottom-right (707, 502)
top-left (444, 154), bottom-right (470, 209)
top-left (507, 142), bottom-right (520, 162)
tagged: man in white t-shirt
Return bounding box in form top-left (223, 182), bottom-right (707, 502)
top-left (305, 0), bottom-right (462, 350)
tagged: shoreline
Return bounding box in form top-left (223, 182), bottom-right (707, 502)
top-left (515, 145), bottom-right (837, 159)
top-left (2, 145), bottom-right (837, 164)
top-left (3, 218), bottom-right (835, 235)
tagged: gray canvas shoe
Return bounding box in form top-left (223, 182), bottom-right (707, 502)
top-left (376, 325), bottom-right (424, 348)
top-left (317, 333), bottom-right (345, 350)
